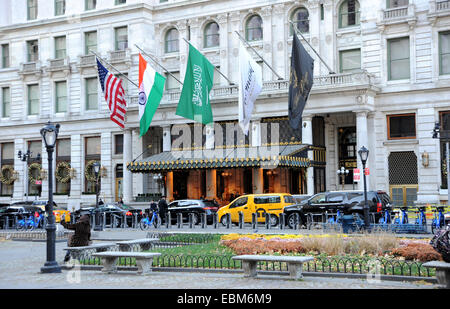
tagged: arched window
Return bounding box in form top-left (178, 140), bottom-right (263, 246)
top-left (291, 7), bottom-right (309, 34)
top-left (165, 28), bottom-right (179, 53)
top-left (204, 22), bottom-right (220, 48)
top-left (339, 0), bottom-right (360, 28)
top-left (246, 15), bottom-right (263, 41)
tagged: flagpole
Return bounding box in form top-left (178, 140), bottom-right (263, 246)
top-left (90, 50), bottom-right (140, 88)
top-left (234, 31), bottom-right (284, 81)
top-left (181, 38), bottom-right (235, 86)
top-left (134, 44), bottom-right (184, 86)
top-left (289, 21), bottom-right (335, 74)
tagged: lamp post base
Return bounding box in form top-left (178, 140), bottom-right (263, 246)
top-left (40, 261), bottom-right (61, 274)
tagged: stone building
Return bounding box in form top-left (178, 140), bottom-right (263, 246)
top-left (0, 0), bottom-right (449, 210)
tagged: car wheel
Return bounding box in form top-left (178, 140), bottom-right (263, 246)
top-left (269, 214), bottom-right (279, 227)
top-left (220, 215), bottom-right (228, 226)
top-left (287, 213), bottom-right (302, 229)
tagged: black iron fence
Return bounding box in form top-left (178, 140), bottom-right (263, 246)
top-left (67, 233), bottom-right (435, 278)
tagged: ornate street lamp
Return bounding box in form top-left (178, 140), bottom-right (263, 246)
top-left (336, 166), bottom-right (349, 191)
top-left (40, 121), bottom-right (61, 274)
top-left (358, 146), bottom-right (370, 229)
top-left (92, 161), bottom-right (102, 231)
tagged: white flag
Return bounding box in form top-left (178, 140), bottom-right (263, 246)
top-left (238, 42), bottom-right (262, 135)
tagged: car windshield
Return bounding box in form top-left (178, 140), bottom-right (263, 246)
top-left (202, 201), bottom-right (217, 208)
top-left (119, 204), bottom-right (133, 210)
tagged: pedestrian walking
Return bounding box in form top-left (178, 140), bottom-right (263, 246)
top-left (158, 196), bottom-right (168, 224)
top-left (61, 214), bottom-right (92, 262)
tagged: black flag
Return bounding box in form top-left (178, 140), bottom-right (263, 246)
top-left (289, 33), bottom-right (314, 133)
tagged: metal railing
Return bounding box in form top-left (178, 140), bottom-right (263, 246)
top-left (437, 0), bottom-right (450, 11)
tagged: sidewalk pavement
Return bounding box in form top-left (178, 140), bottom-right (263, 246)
top-left (0, 236), bottom-right (437, 290)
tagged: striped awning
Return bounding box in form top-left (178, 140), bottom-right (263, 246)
top-left (127, 144), bottom-right (310, 173)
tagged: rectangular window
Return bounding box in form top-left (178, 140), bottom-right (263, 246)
top-left (387, 114), bottom-right (416, 139)
top-left (55, 0), bottom-right (66, 16)
top-left (85, 31), bottom-right (97, 55)
top-left (28, 84), bottom-right (39, 115)
top-left (339, 49), bottom-right (361, 73)
top-left (439, 31), bottom-right (450, 75)
top-left (0, 143), bottom-right (14, 196)
top-left (56, 139), bottom-right (71, 195)
top-left (2, 44), bottom-right (9, 68)
top-left (115, 0), bottom-right (126, 4)
top-left (165, 71), bottom-right (180, 90)
top-left (85, 78), bottom-right (98, 111)
top-left (27, 0), bottom-right (38, 20)
top-left (55, 81), bottom-right (67, 113)
top-left (85, 0), bottom-right (97, 11)
top-left (27, 40), bottom-right (39, 62)
top-left (213, 66), bottom-right (220, 85)
top-left (84, 136), bottom-right (101, 193)
top-left (388, 37), bottom-right (410, 80)
top-left (2, 87), bottom-right (10, 118)
top-left (114, 134), bottom-right (124, 154)
top-left (115, 27), bottom-right (128, 51)
top-left (54, 36), bottom-right (66, 59)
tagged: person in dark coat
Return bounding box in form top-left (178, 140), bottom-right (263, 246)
top-left (61, 214), bottom-right (91, 262)
top-left (158, 196), bottom-right (168, 224)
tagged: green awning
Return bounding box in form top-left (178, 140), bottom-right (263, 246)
top-left (127, 144), bottom-right (310, 173)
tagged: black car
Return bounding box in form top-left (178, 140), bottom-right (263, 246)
top-left (72, 203), bottom-right (142, 227)
top-left (283, 190), bottom-right (393, 228)
top-left (167, 199), bottom-right (220, 225)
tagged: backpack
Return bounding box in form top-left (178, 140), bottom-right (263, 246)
top-left (430, 225), bottom-right (450, 263)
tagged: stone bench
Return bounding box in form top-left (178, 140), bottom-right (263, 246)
top-left (92, 252), bottom-right (161, 275)
top-left (232, 255), bottom-right (314, 280)
top-left (116, 238), bottom-right (159, 252)
top-left (63, 243), bottom-right (116, 261)
top-left (423, 261), bottom-right (450, 289)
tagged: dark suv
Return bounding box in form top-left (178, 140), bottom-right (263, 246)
top-left (167, 199), bottom-right (220, 225)
top-left (283, 190), bottom-right (393, 228)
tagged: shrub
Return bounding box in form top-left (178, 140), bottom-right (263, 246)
top-left (390, 243), bottom-right (442, 262)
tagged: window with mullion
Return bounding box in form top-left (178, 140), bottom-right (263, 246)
top-left (54, 36), bottom-right (66, 59)
top-left (55, 81), bottom-right (67, 113)
top-left (339, 49), bottom-right (361, 73)
top-left (27, 40), bottom-right (39, 62)
top-left (115, 27), bottom-right (128, 51)
top-left (204, 22), bottom-right (220, 48)
top-left (439, 31), bottom-right (450, 75)
top-left (246, 15), bottom-right (263, 42)
top-left (339, 0), bottom-right (360, 28)
top-left (85, 77), bottom-right (98, 111)
top-left (56, 139), bottom-right (71, 195)
top-left (165, 71), bottom-right (180, 90)
top-left (55, 0), bottom-right (66, 16)
top-left (386, 0), bottom-right (409, 8)
top-left (85, 31), bottom-right (97, 55)
top-left (387, 114), bottom-right (416, 140)
top-left (388, 37), bottom-right (410, 80)
top-left (85, 0), bottom-right (97, 11)
top-left (84, 136), bottom-right (101, 193)
top-left (165, 28), bottom-right (179, 53)
top-left (0, 143), bottom-right (14, 196)
top-left (115, 0), bottom-right (126, 4)
top-left (28, 84), bottom-right (39, 115)
top-left (2, 87), bottom-right (10, 118)
top-left (290, 8), bottom-right (309, 34)
top-left (27, 0), bottom-right (38, 20)
top-left (2, 44), bottom-right (9, 68)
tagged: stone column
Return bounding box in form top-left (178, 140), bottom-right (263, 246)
top-left (206, 170), bottom-right (217, 198)
top-left (13, 139), bottom-right (25, 201)
top-left (251, 120), bottom-right (261, 147)
top-left (356, 111), bottom-right (370, 191)
top-left (261, 5), bottom-right (273, 81)
top-left (302, 115), bottom-right (315, 196)
top-left (100, 132), bottom-right (112, 201)
top-left (122, 129), bottom-right (133, 204)
top-left (217, 13), bottom-right (229, 86)
top-left (166, 172), bottom-right (174, 201)
top-left (68, 134), bottom-right (81, 211)
top-left (253, 168), bottom-right (263, 194)
top-left (132, 129), bottom-right (144, 197)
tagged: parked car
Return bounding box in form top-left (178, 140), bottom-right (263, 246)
top-left (32, 200), bottom-right (70, 223)
top-left (217, 193), bottom-right (296, 227)
top-left (283, 190), bottom-right (393, 228)
top-left (71, 203), bottom-right (142, 227)
top-left (167, 199), bottom-right (220, 225)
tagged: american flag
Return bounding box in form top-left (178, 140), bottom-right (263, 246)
top-left (96, 59), bottom-right (127, 128)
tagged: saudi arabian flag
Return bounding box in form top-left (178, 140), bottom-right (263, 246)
top-left (176, 43), bottom-right (215, 125)
top-left (138, 53), bottom-right (166, 137)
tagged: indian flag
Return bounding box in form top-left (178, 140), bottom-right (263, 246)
top-left (138, 53), bottom-right (166, 137)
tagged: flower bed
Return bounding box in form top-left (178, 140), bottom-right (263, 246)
top-left (220, 233), bottom-right (442, 262)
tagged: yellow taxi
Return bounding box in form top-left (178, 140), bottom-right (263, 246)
top-left (217, 193), bottom-right (296, 226)
top-left (32, 201), bottom-right (71, 223)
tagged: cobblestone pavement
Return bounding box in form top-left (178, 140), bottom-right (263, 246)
top-left (0, 240), bottom-right (437, 289)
